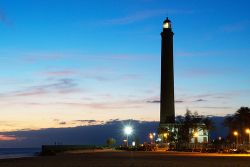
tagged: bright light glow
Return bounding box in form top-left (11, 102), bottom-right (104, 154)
top-left (233, 131), bottom-right (238, 136)
top-left (124, 126), bottom-right (133, 135)
top-left (246, 129), bottom-right (250, 134)
top-left (163, 22), bottom-right (171, 28)
top-left (163, 133), bottom-right (168, 138)
top-left (132, 141), bottom-right (135, 146)
top-left (193, 132), bottom-right (198, 137)
top-left (153, 133), bottom-right (156, 136)
top-left (156, 138), bottom-right (162, 142)
top-left (149, 133), bottom-right (153, 139)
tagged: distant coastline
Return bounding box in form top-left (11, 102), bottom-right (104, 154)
top-left (0, 148), bottom-right (40, 159)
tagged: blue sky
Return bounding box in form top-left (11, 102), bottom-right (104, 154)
top-left (0, 0), bottom-right (250, 134)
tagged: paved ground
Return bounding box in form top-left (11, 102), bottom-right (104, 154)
top-left (0, 151), bottom-right (250, 167)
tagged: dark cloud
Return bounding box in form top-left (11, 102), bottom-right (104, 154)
top-left (59, 122), bottom-right (67, 125)
top-left (193, 99), bottom-right (206, 102)
top-left (74, 120), bottom-right (99, 123)
top-left (197, 106), bottom-right (233, 109)
top-left (73, 120), bottom-right (104, 125)
top-left (146, 100), bottom-right (160, 103)
top-left (0, 120), bottom-right (159, 148)
top-left (0, 118), bottom-right (227, 148)
top-left (146, 100), bottom-right (184, 103)
top-left (175, 100), bottom-right (184, 103)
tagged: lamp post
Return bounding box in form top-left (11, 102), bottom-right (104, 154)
top-left (153, 132), bottom-right (156, 143)
top-left (124, 126), bottom-right (133, 147)
top-left (193, 132), bottom-right (198, 148)
top-left (149, 133), bottom-right (154, 144)
top-left (233, 131), bottom-right (238, 148)
top-left (163, 133), bottom-right (168, 142)
top-left (246, 129), bottom-right (250, 144)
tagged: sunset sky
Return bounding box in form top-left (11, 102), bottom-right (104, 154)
top-left (0, 0), bottom-right (250, 133)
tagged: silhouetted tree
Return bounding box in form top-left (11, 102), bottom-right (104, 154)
top-left (106, 138), bottom-right (116, 147)
top-left (223, 107), bottom-right (250, 144)
top-left (176, 109), bottom-right (214, 144)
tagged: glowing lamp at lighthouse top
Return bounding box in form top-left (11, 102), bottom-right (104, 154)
top-left (163, 17), bottom-right (172, 29)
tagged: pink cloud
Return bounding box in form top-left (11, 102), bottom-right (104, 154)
top-left (84, 72), bottom-right (142, 82)
top-left (1, 78), bottom-right (81, 97)
top-left (60, 101), bottom-right (144, 110)
top-left (42, 70), bottom-right (78, 77)
top-left (0, 135), bottom-right (16, 141)
top-left (88, 54), bottom-right (155, 61)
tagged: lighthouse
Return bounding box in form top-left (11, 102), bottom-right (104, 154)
top-left (160, 17), bottom-right (175, 126)
top-left (158, 18), bottom-right (209, 145)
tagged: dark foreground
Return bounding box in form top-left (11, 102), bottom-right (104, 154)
top-left (0, 150), bottom-right (250, 167)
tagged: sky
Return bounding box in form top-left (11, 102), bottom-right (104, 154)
top-left (0, 0), bottom-right (250, 140)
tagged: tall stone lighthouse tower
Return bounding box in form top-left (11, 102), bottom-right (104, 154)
top-left (160, 17), bottom-right (175, 126)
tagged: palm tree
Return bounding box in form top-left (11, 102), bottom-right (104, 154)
top-left (223, 107), bottom-right (250, 144)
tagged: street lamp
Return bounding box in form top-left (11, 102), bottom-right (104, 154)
top-left (163, 133), bottom-right (168, 142)
top-left (149, 133), bottom-right (154, 143)
top-left (193, 132), bottom-right (198, 138)
top-left (193, 132), bottom-right (198, 148)
top-left (124, 126), bottom-right (133, 147)
top-left (233, 131), bottom-right (238, 148)
top-left (153, 132), bottom-right (156, 143)
top-left (246, 128), bottom-right (250, 144)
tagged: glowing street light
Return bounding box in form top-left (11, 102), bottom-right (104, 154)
top-left (193, 132), bottom-right (199, 147)
top-left (233, 131), bottom-right (238, 148)
top-left (193, 132), bottom-right (199, 138)
top-left (149, 133), bottom-right (154, 143)
top-left (124, 126), bottom-right (133, 147)
top-left (163, 133), bottom-right (168, 143)
top-left (149, 133), bottom-right (153, 140)
top-left (124, 126), bottom-right (133, 135)
top-left (246, 128), bottom-right (250, 144)
top-left (163, 133), bottom-right (168, 138)
top-left (152, 132), bottom-right (156, 143)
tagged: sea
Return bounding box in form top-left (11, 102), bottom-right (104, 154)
top-left (0, 148), bottom-right (41, 159)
